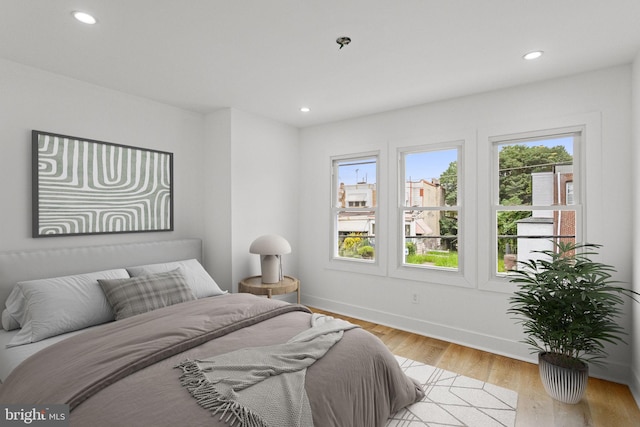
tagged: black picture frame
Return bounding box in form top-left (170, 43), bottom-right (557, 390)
top-left (32, 130), bottom-right (174, 237)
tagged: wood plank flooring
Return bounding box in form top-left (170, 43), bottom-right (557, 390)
top-left (310, 307), bottom-right (640, 427)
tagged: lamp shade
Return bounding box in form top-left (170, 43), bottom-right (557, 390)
top-left (249, 234), bottom-right (291, 255)
top-left (249, 235), bottom-right (291, 284)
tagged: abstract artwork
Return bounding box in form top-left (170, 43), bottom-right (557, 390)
top-left (32, 130), bottom-right (173, 237)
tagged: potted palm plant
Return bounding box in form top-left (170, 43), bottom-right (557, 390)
top-left (507, 241), bottom-right (639, 404)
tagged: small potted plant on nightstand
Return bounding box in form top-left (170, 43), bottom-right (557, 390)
top-left (507, 241), bottom-right (639, 404)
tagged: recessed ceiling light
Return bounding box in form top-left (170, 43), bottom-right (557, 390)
top-left (72, 11), bottom-right (97, 25)
top-left (300, 107), bottom-right (311, 113)
top-left (523, 50), bottom-right (543, 60)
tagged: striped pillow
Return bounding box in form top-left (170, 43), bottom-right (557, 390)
top-left (98, 268), bottom-right (195, 320)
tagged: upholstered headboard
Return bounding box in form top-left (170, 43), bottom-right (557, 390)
top-left (0, 239), bottom-right (203, 308)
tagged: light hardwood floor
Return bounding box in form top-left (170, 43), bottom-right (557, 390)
top-left (310, 307), bottom-right (640, 427)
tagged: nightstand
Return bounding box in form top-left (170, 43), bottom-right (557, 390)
top-left (238, 275), bottom-right (300, 304)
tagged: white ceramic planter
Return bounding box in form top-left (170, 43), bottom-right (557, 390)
top-left (538, 352), bottom-right (589, 404)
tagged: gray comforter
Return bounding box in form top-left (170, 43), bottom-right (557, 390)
top-left (0, 294), bottom-right (423, 426)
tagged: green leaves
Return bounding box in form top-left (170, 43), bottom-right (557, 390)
top-left (507, 241), bottom-right (639, 365)
top-left (498, 144), bottom-right (572, 205)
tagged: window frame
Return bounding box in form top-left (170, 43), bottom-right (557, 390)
top-left (389, 132), bottom-right (475, 287)
top-left (492, 130), bottom-right (582, 277)
top-left (328, 151), bottom-right (387, 276)
top-left (477, 113), bottom-right (600, 293)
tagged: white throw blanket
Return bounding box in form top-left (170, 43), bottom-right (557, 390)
top-left (176, 314), bottom-right (358, 427)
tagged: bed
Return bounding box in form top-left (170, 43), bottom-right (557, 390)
top-left (0, 239), bottom-right (423, 426)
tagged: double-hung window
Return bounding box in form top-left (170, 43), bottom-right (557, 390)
top-left (492, 129), bottom-right (581, 275)
top-left (399, 146), bottom-right (461, 271)
top-left (331, 154), bottom-right (378, 263)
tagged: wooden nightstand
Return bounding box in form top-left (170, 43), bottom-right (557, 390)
top-left (238, 275), bottom-right (300, 304)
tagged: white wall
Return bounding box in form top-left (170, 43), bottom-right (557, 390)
top-left (299, 65), bottom-right (634, 384)
top-left (0, 58), bottom-right (300, 302)
top-left (0, 59), bottom-right (206, 253)
top-left (631, 51), bottom-right (640, 405)
top-left (204, 108), bottom-right (299, 295)
top-left (203, 109), bottom-right (233, 289)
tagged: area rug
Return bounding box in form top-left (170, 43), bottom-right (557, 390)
top-left (388, 356), bottom-right (518, 427)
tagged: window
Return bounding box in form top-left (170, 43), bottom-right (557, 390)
top-left (493, 131), bottom-right (580, 274)
top-left (400, 147), bottom-right (460, 271)
top-left (331, 155), bottom-right (377, 262)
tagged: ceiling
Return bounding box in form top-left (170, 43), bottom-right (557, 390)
top-left (2, 1), bottom-right (640, 128)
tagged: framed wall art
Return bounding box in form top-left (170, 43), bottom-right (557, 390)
top-left (32, 130), bottom-right (174, 237)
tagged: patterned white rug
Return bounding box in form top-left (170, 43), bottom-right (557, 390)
top-left (388, 356), bottom-right (518, 427)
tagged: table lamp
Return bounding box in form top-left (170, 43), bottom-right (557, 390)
top-left (249, 234), bottom-right (291, 283)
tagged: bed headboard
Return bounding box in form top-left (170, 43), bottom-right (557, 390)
top-left (0, 239), bottom-right (203, 308)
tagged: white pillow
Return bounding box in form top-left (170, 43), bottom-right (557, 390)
top-left (4, 284), bottom-right (29, 328)
top-left (126, 259), bottom-right (226, 298)
top-left (5, 268), bottom-right (130, 348)
top-left (1, 309), bottom-right (19, 331)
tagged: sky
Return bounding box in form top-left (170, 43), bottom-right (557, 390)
top-left (337, 136), bottom-right (573, 185)
top-left (337, 158), bottom-right (377, 185)
top-left (405, 149), bottom-right (457, 182)
top-left (337, 150), bottom-right (457, 185)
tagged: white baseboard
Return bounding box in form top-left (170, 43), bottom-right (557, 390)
top-left (303, 294), bottom-right (532, 362)
top-left (302, 294), bottom-right (631, 385)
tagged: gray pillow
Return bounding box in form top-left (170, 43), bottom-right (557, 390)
top-left (99, 268), bottom-right (195, 320)
top-left (127, 259), bottom-right (225, 298)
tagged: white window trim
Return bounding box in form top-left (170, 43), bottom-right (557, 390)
top-left (388, 131), bottom-right (476, 288)
top-left (477, 112), bottom-right (601, 293)
top-left (327, 150), bottom-right (387, 276)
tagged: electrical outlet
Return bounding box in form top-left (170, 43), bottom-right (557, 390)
top-left (411, 293), bottom-right (419, 304)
